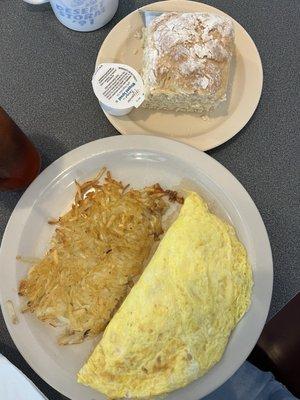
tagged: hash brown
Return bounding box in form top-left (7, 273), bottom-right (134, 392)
top-left (18, 168), bottom-right (182, 345)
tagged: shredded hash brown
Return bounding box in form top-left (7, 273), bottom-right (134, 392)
top-left (18, 168), bottom-right (183, 345)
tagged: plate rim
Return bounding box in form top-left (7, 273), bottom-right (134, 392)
top-left (0, 135), bottom-right (272, 400)
top-left (96, 0), bottom-right (263, 151)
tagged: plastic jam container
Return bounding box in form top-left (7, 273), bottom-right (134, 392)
top-left (92, 63), bottom-right (145, 116)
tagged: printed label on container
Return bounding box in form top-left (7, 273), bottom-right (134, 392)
top-left (92, 63), bottom-right (145, 110)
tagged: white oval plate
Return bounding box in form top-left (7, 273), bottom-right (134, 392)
top-left (0, 136), bottom-right (272, 400)
top-left (96, 0), bottom-right (263, 151)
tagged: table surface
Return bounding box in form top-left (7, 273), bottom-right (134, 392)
top-left (0, 1), bottom-right (299, 399)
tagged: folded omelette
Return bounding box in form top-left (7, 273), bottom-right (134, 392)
top-left (78, 192), bottom-right (253, 398)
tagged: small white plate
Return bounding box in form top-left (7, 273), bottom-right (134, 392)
top-left (0, 136), bottom-right (272, 400)
top-left (96, 0), bottom-right (263, 151)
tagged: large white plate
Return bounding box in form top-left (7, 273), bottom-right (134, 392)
top-left (0, 136), bottom-right (272, 400)
top-left (96, 0), bottom-right (263, 151)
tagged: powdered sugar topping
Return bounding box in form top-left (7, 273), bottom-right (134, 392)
top-left (145, 12), bottom-right (234, 91)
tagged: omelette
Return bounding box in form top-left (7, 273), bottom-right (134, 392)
top-left (78, 192), bottom-right (253, 398)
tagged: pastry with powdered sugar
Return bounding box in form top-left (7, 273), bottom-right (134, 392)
top-left (142, 12), bottom-right (234, 113)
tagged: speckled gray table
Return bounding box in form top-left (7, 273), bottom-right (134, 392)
top-left (0, 1), bottom-right (299, 399)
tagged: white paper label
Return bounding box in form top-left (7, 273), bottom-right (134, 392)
top-left (92, 63), bottom-right (145, 110)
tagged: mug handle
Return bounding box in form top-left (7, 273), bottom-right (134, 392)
top-left (23, 0), bottom-right (49, 4)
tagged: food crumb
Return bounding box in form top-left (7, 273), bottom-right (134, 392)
top-left (6, 300), bottom-right (19, 324)
top-left (134, 30), bottom-right (142, 39)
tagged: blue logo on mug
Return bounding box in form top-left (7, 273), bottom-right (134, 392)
top-left (23, 0), bottom-right (118, 32)
top-left (55, 0), bottom-right (106, 27)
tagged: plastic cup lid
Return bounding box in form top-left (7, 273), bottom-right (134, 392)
top-left (92, 63), bottom-right (145, 114)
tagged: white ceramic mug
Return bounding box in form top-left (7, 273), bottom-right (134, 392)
top-left (23, 0), bottom-right (119, 32)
